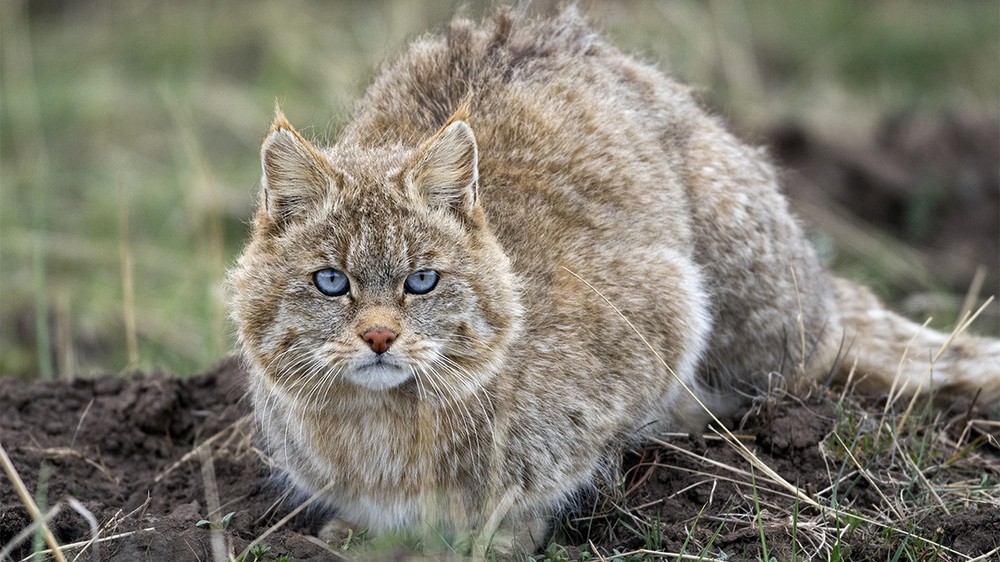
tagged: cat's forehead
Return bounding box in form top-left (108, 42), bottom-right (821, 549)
top-left (302, 146), bottom-right (450, 258)
top-left (319, 144), bottom-right (429, 229)
top-left (322, 152), bottom-right (414, 227)
top-left (322, 192), bottom-right (453, 282)
top-left (295, 197), bottom-right (430, 279)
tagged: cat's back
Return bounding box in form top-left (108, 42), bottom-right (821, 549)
top-left (339, 8), bottom-right (704, 269)
top-left (337, 7), bottom-right (834, 383)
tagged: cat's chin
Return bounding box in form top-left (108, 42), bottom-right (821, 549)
top-left (345, 362), bottom-right (413, 391)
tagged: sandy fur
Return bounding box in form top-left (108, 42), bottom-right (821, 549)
top-left (228, 7), bottom-right (1000, 553)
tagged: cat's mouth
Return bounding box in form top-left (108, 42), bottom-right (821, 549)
top-left (345, 355), bottom-right (414, 390)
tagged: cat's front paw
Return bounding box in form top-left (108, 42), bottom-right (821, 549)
top-left (469, 515), bottom-right (550, 558)
top-left (318, 516), bottom-right (368, 549)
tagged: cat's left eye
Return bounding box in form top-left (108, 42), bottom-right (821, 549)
top-left (404, 270), bottom-right (439, 295)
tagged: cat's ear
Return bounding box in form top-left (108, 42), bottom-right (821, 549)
top-left (259, 109), bottom-right (335, 228)
top-left (406, 119), bottom-right (479, 217)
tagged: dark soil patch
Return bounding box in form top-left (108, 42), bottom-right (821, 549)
top-left (3, 361), bottom-right (998, 561)
top-left (0, 359), bottom-right (332, 562)
top-left (573, 393), bottom-right (1000, 560)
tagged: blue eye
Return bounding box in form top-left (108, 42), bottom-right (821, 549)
top-left (404, 270), bottom-right (439, 295)
top-left (313, 269), bottom-right (350, 297)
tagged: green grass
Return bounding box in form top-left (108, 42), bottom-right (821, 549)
top-left (2, 0), bottom-right (997, 378)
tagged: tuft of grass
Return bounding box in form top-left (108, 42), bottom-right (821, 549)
top-left (0, 443), bottom-right (66, 562)
top-left (749, 468), bottom-right (772, 562)
top-left (555, 387), bottom-right (997, 561)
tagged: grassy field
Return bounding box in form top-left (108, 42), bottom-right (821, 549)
top-left (1, 2), bottom-right (999, 561)
top-left (2, 0), bottom-right (997, 380)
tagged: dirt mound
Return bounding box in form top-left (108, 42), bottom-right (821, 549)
top-left (2, 361), bottom-right (998, 560)
top-left (582, 400), bottom-right (999, 560)
top-left (0, 359), bottom-right (331, 561)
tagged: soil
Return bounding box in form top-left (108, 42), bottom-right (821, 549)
top-left (0, 358), bottom-right (341, 562)
top-left (571, 398), bottom-right (1000, 561)
top-left (2, 360), bottom-right (998, 561)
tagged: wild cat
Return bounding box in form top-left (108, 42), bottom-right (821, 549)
top-left (228, 7), bottom-right (1000, 553)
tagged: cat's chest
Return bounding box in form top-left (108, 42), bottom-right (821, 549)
top-left (290, 402), bottom-right (492, 529)
top-left (299, 400), bottom-right (487, 486)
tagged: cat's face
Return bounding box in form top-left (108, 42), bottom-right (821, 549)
top-left (230, 112), bottom-right (522, 406)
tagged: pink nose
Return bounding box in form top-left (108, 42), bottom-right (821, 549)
top-left (362, 328), bottom-right (398, 355)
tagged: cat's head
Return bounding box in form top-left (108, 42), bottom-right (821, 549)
top-left (229, 109), bottom-right (522, 406)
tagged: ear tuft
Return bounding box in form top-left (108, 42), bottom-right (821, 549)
top-left (260, 111), bottom-right (333, 228)
top-left (269, 105), bottom-right (295, 133)
top-left (407, 120), bottom-right (479, 215)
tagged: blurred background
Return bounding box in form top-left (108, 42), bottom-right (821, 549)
top-left (2, 0), bottom-right (997, 379)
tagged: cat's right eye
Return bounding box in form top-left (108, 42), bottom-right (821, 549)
top-left (313, 269), bottom-right (350, 297)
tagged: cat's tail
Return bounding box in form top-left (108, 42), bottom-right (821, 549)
top-left (831, 276), bottom-right (1000, 417)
